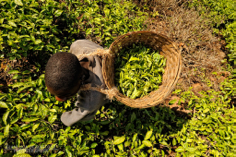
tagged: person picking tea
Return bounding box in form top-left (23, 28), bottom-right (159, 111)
top-left (45, 40), bottom-right (109, 126)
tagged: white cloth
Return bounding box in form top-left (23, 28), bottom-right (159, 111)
top-left (61, 40), bottom-right (108, 126)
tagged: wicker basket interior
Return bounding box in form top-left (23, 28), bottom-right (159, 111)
top-left (102, 31), bottom-right (182, 108)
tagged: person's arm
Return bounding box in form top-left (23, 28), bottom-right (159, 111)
top-left (60, 40), bottom-right (106, 126)
top-left (61, 70), bottom-right (108, 126)
top-left (60, 89), bottom-right (108, 126)
top-left (60, 107), bottom-right (90, 126)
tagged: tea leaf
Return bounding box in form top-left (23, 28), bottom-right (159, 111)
top-left (144, 130), bottom-right (153, 140)
top-left (3, 111), bottom-right (10, 125)
top-left (12, 82), bottom-right (25, 88)
top-left (14, 0), bottom-right (23, 6)
top-left (131, 112), bottom-right (136, 122)
top-left (176, 146), bottom-right (185, 152)
top-left (142, 140), bottom-right (152, 147)
top-left (48, 115), bottom-right (57, 124)
top-left (8, 21), bottom-right (17, 27)
top-left (8, 70), bottom-right (20, 74)
top-left (0, 101), bottom-right (8, 108)
top-left (115, 44), bottom-right (166, 99)
top-left (54, 10), bottom-right (63, 17)
top-left (34, 39), bottom-right (42, 45)
top-left (32, 123), bottom-right (40, 132)
top-left (65, 146), bottom-right (72, 157)
top-left (4, 124), bottom-right (10, 137)
top-left (91, 143), bottom-right (98, 148)
top-left (113, 136), bottom-right (126, 145)
top-left (22, 117), bottom-right (39, 122)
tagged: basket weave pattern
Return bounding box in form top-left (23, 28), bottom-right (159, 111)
top-left (102, 31), bottom-right (182, 108)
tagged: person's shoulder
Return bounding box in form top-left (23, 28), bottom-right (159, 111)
top-left (72, 39), bottom-right (94, 45)
top-left (71, 39), bottom-right (102, 49)
top-left (70, 39), bottom-right (103, 55)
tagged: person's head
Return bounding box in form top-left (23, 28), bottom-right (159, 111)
top-left (45, 52), bottom-right (84, 101)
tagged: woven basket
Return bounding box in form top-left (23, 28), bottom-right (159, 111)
top-left (101, 31), bottom-right (182, 108)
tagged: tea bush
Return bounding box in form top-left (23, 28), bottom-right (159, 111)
top-left (0, 0), bottom-right (147, 62)
top-left (0, 0), bottom-right (75, 61)
top-left (1, 73), bottom-right (234, 156)
top-left (115, 44), bottom-right (166, 99)
top-left (190, 0), bottom-right (235, 66)
top-left (176, 0), bottom-right (236, 152)
top-left (0, 73), bottom-right (187, 156)
top-left (0, 0), bottom-right (235, 156)
top-left (174, 86), bottom-right (235, 156)
top-left (189, 0), bottom-right (235, 120)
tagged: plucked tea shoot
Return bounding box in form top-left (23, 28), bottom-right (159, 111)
top-left (115, 44), bottom-right (166, 99)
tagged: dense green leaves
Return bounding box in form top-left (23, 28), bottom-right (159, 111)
top-left (0, 101), bottom-right (8, 108)
top-left (14, 0), bottom-right (24, 6)
top-left (113, 136), bottom-right (126, 145)
top-left (190, 0), bottom-right (235, 66)
top-left (0, 0), bottom-right (147, 63)
top-left (1, 81), bottom-right (235, 156)
top-left (13, 149), bottom-right (31, 157)
top-left (22, 117), bottom-right (39, 122)
top-left (0, 0), bottom-right (234, 156)
top-left (173, 88), bottom-right (235, 156)
top-left (144, 130), bottom-right (153, 140)
top-left (115, 44), bottom-right (166, 99)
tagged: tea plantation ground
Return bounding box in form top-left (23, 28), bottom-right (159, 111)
top-left (0, 0), bottom-right (235, 156)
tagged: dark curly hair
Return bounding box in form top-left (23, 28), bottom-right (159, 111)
top-left (45, 52), bottom-right (83, 93)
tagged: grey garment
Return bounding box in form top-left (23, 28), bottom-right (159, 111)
top-left (61, 40), bottom-right (109, 126)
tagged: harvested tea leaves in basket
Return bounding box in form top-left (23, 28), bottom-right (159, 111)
top-left (115, 44), bottom-right (166, 99)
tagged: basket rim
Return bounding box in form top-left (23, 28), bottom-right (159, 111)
top-left (103, 31), bottom-right (182, 108)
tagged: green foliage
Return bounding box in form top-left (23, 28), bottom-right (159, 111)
top-left (79, 0), bottom-right (147, 47)
top-left (115, 44), bottom-right (166, 99)
top-left (189, 0), bottom-right (235, 65)
top-left (175, 88), bottom-right (235, 156)
top-left (0, 0), bottom-right (147, 62)
top-left (1, 73), bottom-right (234, 156)
top-left (0, 70), bottom-right (187, 156)
top-left (222, 21), bottom-right (236, 65)
top-left (0, 0), bottom-right (234, 156)
top-left (0, 71), bottom-right (185, 156)
top-left (13, 149), bottom-right (31, 157)
top-left (0, 0), bottom-right (74, 61)
top-left (190, 0), bottom-right (234, 26)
